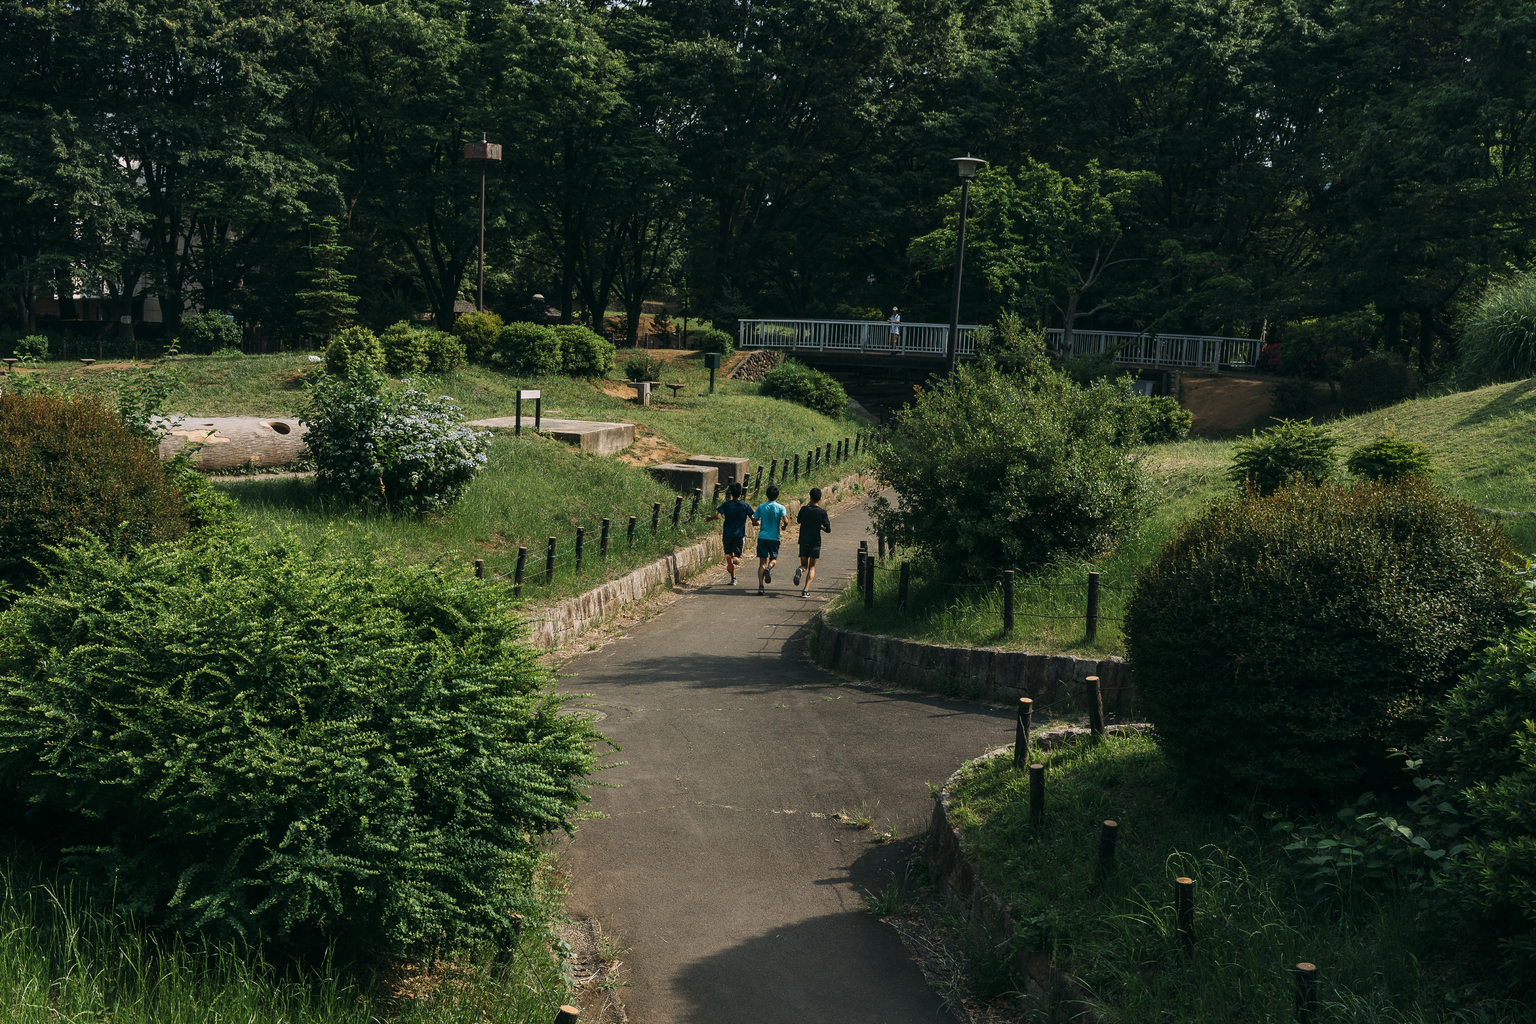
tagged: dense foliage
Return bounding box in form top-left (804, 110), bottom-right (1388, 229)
top-left (177, 310), bottom-right (241, 353)
top-left (868, 360), bottom-right (1151, 579)
top-left (1125, 480), bottom-right (1517, 794)
top-left (1122, 394), bottom-right (1192, 444)
top-left (1435, 568), bottom-right (1536, 973)
top-left (552, 324), bottom-right (615, 377)
top-left (623, 351), bottom-right (665, 381)
top-left (0, 393), bottom-right (189, 590)
top-left (300, 366), bottom-right (492, 512)
top-left (1230, 419), bottom-right (1338, 495)
top-left (1461, 275), bottom-right (1536, 382)
top-left (11, 335), bottom-right (48, 362)
top-left (454, 310), bottom-right (503, 364)
top-left (758, 359), bottom-right (848, 417)
top-left (322, 325), bottom-right (383, 376)
top-left (1339, 353), bottom-right (1416, 412)
top-left (0, 534), bottom-right (604, 952)
top-left (380, 321), bottom-right (431, 376)
top-left (494, 323), bottom-right (562, 376)
top-left (696, 326), bottom-right (735, 357)
top-left (1346, 434), bottom-right (1434, 482)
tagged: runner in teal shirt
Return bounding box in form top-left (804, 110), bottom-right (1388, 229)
top-left (752, 485), bottom-right (788, 594)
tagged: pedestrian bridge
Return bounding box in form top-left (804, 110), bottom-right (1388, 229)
top-left (736, 319), bottom-right (1262, 371)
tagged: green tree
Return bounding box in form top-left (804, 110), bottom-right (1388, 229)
top-left (296, 216), bottom-right (358, 345)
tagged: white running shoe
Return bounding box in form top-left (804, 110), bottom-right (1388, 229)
top-left (758, 585), bottom-right (766, 595)
top-left (764, 567), bottom-right (772, 584)
top-left (800, 589), bottom-right (810, 598)
top-left (730, 575), bottom-right (737, 585)
top-left (793, 566), bottom-right (802, 586)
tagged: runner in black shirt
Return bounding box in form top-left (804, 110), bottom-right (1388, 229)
top-left (793, 487), bottom-right (831, 598)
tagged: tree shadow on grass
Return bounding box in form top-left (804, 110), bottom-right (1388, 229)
top-left (1452, 377), bottom-right (1536, 427)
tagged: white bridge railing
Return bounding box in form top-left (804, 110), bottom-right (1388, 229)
top-left (738, 319), bottom-right (1262, 371)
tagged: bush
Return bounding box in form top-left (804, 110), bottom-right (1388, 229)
top-left (493, 323), bottom-right (562, 376)
top-left (322, 325), bottom-right (384, 376)
top-left (1434, 573), bottom-right (1536, 972)
top-left (1124, 479), bottom-right (1517, 795)
top-left (1230, 418), bottom-right (1337, 494)
top-left (696, 326), bottom-right (735, 357)
top-left (868, 362), bottom-right (1151, 579)
top-left (0, 533), bottom-right (603, 952)
top-left (1061, 350), bottom-right (1115, 386)
top-left (12, 334), bottom-right (49, 363)
top-left (454, 309), bottom-right (504, 364)
top-left (554, 324), bottom-right (616, 377)
top-left (759, 359), bottom-right (849, 417)
top-left (380, 321), bottom-right (431, 376)
top-left (300, 365), bottom-right (492, 512)
top-left (422, 328), bottom-right (466, 373)
top-left (0, 393), bottom-right (190, 591)
top-left (1346, 433), bottom-right (1434, 482)
top-left (1462, 274), bottom-right (1536, 382)
top-left (623, 352), bottom-right (665, 382)
top-left (179, 310), bottom-right (241, 354)
top-left (1123, 394), bottom-right (1192, 444)
top-left (1269, 377), bottom-right (1318, 417)
top-left (1340, 352), bottom-right (1416, 412)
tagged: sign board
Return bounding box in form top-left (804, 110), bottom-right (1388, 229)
top-left (463, 142), bottom-right (502, 161)
top-left (703, 352), bottom-right (721, 369)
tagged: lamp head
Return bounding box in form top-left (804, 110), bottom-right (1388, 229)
top-left (951, 154), bottom-right (987, 179)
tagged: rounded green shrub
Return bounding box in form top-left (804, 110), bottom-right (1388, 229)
top-left (1340, 352), bottom-right (1416, 412)
top-left (494, 323), bottom-right (562, 376)
top-left (0, 393), bottom-right (190, 591)
top-left (0, 533), bottom-right (604, 952)
top-left (623, 352), bottom-right (665, 382)
top-left (12, 334), bottom-right (49, 363)
top-left (1346, 433), bottom-right (1434, 482)
top-left (759, 359), bottom-right (848, 417)
top-left (453, 309), bottom-right (504, 364)
top-left (1124, 394), bottom-right (1192, 444)
top-left (1230, 418), bottom-right (1337, 494)
top-left (380, 321), bottom-right (431, 376)
top-left (422, 327), bottom-right (466, 373)
top-left (179, 310), bottom-right (241, 354)
top-left (696, 326), bottom-right (735, 358)
top-left (1124, 479), bottom-right (1518, 795)
top-left (1434, 581), bottom-right (1536, 973)
top-left (1462, 275), bottom-right (1536, 382)
top-left (554, 324), bottom-right (616, 377)
top-left (322, 325), bottom-right (384, 376)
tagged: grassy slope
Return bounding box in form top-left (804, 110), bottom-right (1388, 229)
top-left (22, 352), bottom-right (871, 605)
top-left (831, 379), bottom-right (1536, 658)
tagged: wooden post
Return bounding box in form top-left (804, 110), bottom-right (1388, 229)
top-left (898, 561), bottom-right (910, 611)
top-left (1098, 820), bottom-right (1118, 874)
top-left (1087, 675), bottom-right (1105, 740)
top-left (755, 466), bottom-right (763, 495)
top-left (1175, 877), bottom-right (1195, 953)
top-left (672, 496), bottom-right (683, 528)
top-left (1003, 570), bottom-right (1015, 635)
top-left (474, 558), bottom-right (484, 580)
top-left (575, 526), bottom-right (585, 570)
top-left (514, 545), bottom-right (527, 596)
top-left (1029, 763), bottom-right (1045, 827)
top-left (1086, 570), bottom-right (1101, 642)
top-left (600, 518), bottom-right (610, 559)
top-left (1294, 963), bottom-right (1318, 1023)
top-left (627, 515), bottom-right (637, 549)
top-left (545, 536), bottom-right (556, 584)
top-left (690, 488), bottom-right (702, 520)
top-left (712, 481), bottom-right (722, 501)
top-left (857, 549), bottom-right (866, 595)
top-left (555, 1007), bottom-right (580, 1024)
top-left (1013, 697), bottom-right (1032, 769)
top-left (769, 458), bottom-right (777, 483)
top-left (843, 437), bottom-right (850, 462)
top-left (652, 502), bottom-right (662, 536)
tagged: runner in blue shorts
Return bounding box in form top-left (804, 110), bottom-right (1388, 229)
top-left (793, 487), bottom-right (831, 598)
top-left (707, 482), bottom-right (753, 585)
top-left (751, 485), bottom-right (788, 595)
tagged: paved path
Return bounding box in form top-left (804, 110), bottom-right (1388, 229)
top-left (561, 498), bottom-right (1013, 1023)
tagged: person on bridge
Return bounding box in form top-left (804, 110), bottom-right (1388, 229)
top-left (751, 484), bottom-right (788, 595)
top-left (707, 482), bottom-right (753, 585)
top-left (887, 307), bottom-right (900, 349)
top-left (793, 487), bottom-right (831, 598)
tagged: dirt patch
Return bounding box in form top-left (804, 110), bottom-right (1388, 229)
top-left (617, 425), bottom-right (687, 467)
top-left (1181, 374), bottom-right (1276, 433)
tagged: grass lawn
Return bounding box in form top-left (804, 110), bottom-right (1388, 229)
top-left (940, 734), bottom-right (1521, 1023)
top-left (829, 379), bottom-right (1536, 658)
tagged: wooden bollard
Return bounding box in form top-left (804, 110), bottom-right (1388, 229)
top-left (769, 458), bottom-right (777, 483)
top-left (1086, 570), bottom-right (1101, 641)
top-left (690, 488), bottom-right (702, 520)
top-left (844, 436), bottom-right (850, 460)
top-left (1029, 763), bottom-right (1045, 827)
top-left (1098, 819), bottom-right (1118, 873)
top-left (856, 548), bottom-right (866, 594)
top-left (600, 517), bottom-right (610, 558)
top-left (898, 561), bottom-right (910, 611)
top-left (1175, 877), bottom-right (1195, 952)
top-left (1087, 674), bottom-right (1105, 740)
top-left (1003, 570), bottom-right (1015, 635)
top-left (627, 515), bottom-right (637, 549)
top-left (474, 558), bottom-right (484, 580)
top-left (1294, 963), bottom-right (1318, 1023)
top-left (712, 481), bottom-right (722, 501)
top-left (545, 536), bottom-right (556, 584)
top-left (652, 501), bottom-right (662, 536)
top-left (554, 1007), bottom-right (580, 1024)
top-left (755, 465), bottom-right (763, 495)
top-left (671, 495), bottom-right (683, 528)
top-left (575, 526), bottom-right (585, 570)
top-left (514, 545), bottom-right (527, 596)
top-left (1013, 697), bottom-right (1032, 768)
top-left (825, 442), bottom-right (832, 465)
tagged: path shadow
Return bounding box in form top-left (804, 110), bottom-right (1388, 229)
top-left (1453, 378), bottom-right (1536, 427)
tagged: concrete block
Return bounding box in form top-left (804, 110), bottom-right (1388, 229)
top-left (649, 462), bottom-right (718, 495)
top-left (686, 455), bottom-right (750, 486)
top-left (467, 417), bottom-right (635, 455)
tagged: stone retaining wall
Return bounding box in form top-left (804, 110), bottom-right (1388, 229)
top-left (810, 612), bottom-right (1134, 712)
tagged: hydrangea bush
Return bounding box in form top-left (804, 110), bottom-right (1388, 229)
top-left (301, 366), bottom-right (491, 512)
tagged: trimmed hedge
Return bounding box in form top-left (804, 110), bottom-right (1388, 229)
top-left (454, 309), bottom-right (504, 364)
top-left (323, 325), bottom-right (384, 376)
top-left (494, 323), bottom-right (562, 376)
top-left (1230, 419), bottom-right (1337, 495)
top-left (1346, 434), bottom-right (1433, 482)
top-left (0, 393), bottom-right (190, 591)
top-left (759, 359), bottom-right (848, 417)
top-left (553, 324), bottom-right (615, 377)
top-left (380, 321), bottom-right (431, 376)
top-left (0, 534), bottom-right (604, 952)
top-left (1124, 479), bottom-right (1518, 795)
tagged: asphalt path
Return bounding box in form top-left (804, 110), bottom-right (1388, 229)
top-left (560, 496), bottom-right (1013, 1023)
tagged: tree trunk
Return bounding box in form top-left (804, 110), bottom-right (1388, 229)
top-left (1061, 291), bottom-right (1081, 358)
top-left (1417, 308), bottom-right (1434, 375)
top-left (1383, 307), bottom-right (1403, 359)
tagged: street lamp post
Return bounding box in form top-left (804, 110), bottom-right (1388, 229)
top-left (463, 133), bottom-right (503, 312)
top-left (945, 154), bottom-right (987, 378)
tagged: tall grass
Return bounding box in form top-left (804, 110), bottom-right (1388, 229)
top-left (1462, 275), bottom-right (1536, 382)
top-left (947, 734), bottom-right (1523, 1023)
